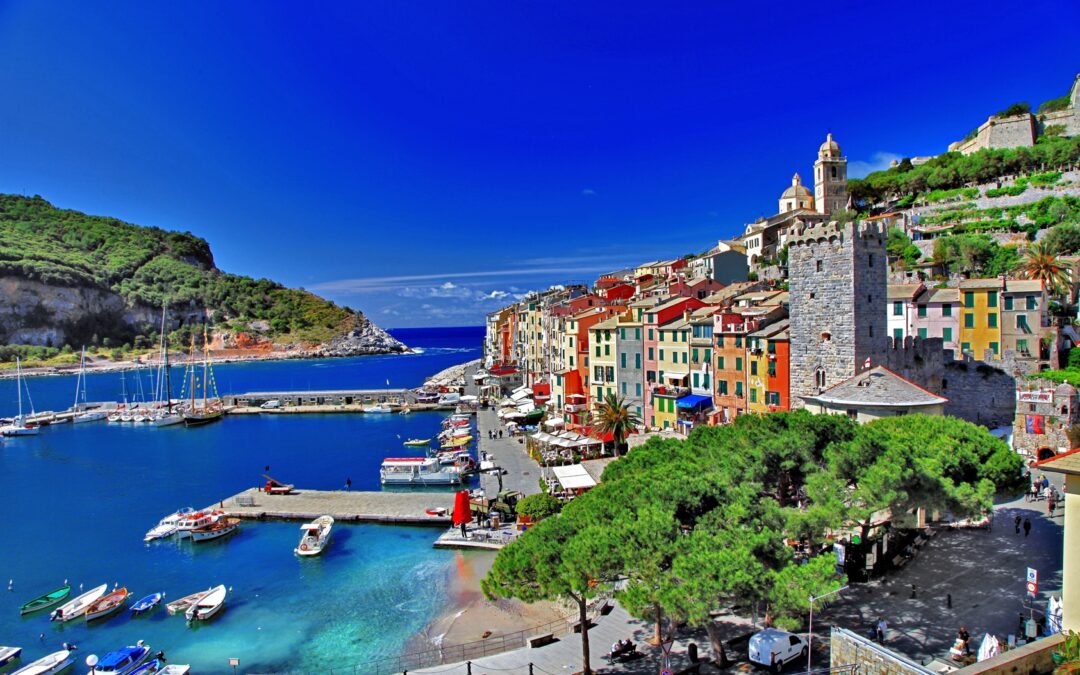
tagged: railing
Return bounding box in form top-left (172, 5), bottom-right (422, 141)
top-left (564, 403), bottom-right (588, 413)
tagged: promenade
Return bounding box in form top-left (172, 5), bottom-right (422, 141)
top-left (211, 487), bottom-right (454, 525)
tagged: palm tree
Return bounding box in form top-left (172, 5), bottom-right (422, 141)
top-left (593, 393), bottom-right (642, 457)
top-left (1022, 241), bottom-right (1071, 298)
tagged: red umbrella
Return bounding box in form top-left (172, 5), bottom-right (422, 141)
top-left (452, 490), bottom-right (471, 525)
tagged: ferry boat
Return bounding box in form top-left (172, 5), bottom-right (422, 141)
top-left (51, 583), bottom-right (107, 622)
top-left (88, 643), bottom-right (151, 674)
top-left (174, 510), bottom-right (222, 539)
top-left (144, 507), bottom-right (195, 542)
top-left (85, 587), bottom-right (129, 621)
top-left (190, 517), bottom-right (240, 542)
top-left (380, 457), bottom-right (463, 485)
top-left (185, 584), bottom-right (226, 622)
top-left (11, 649), bottom-right (71, 675)
top-left (295, 515), bottom-right (334, 556)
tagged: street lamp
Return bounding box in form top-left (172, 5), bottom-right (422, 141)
top-left (86, 654), bottom-right (99, 674)
top-left (807, 585), bottom-right (848, 673)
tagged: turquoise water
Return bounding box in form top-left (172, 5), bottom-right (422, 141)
top-left (0, 327), bottom-right (483, 673)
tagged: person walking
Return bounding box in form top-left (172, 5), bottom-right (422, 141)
top-left (876, 617), bottom-right (888, 643)
top-left (1023, 517), bottom-right (1032, 537)
top-left (1049, 494), bottom-right (1056, 517)
top-left (1015, 514), bottom-right (1022, 534)
top-left (345, 477), bottom-right (352, 492)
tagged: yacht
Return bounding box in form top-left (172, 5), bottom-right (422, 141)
top-left (144, 507), bottom-right (195, 542)
top-left (295, 515), bottom-right (334, 556)
top-left (174, 511), bottom-right (222, 539)
top-left (380, 457), bottom-right (463, 485)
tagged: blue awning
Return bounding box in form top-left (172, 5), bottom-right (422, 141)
top-left (676, 394), bottom-right (712, 409)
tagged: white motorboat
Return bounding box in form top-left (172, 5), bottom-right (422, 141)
top-left (11, 649), bottom-right (71, 675)
top-left (174, 510), bottom-right (222, 539)
top-left (153, 411), bottom-right (185, 427)
top-left (380, 457), bottom-right (463, 485)
top-left (158, 667), bottom-right (190, 675)
top-left (437, 393), bottom-right (461, 406)
top-left (363, 403), bottom-right (393, 413)
top-left (185, 584), bottom-right (226, 622)
top-left (0, 646), bottom-right (22, 668)
top-left (144, 507), bottom-right (195, 542)
top-left (166, 588), bottom-right (211, 615)
top-left (190, 517), bottom-right (240, 542)
top-left (73, 410), bottom-right (107, 424)
top-left (50, 583), bottom-right (107, 622)
top-left (295, 515), bottom-right (334, 556)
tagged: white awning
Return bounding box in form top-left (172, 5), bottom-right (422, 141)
top-left (511, 387), bottom-right (533, 400)
top-left (543, 417), bottom-right (565, 429)
top-left (460, 395), bottom-right (478, 402)
top-left (517, 402), bottom-right (536, 414)
top-left (663, 369), bottom-right (689, 380)
top-left (532, 431), bottom-right (555, 444)
top-left (552, 464), bottom-right (597, 490)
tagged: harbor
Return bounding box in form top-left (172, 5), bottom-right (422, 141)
top-left (211, 487), bottom-right (455, 525)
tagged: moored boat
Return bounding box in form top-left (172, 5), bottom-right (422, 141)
top-left (85, 587), bottom-right (129, 621)
top-left (130, 593), bottom-right (162, 615)
top-left (157, 667), bottom-right (190, 675)
top-left (190, 517), bottom-right (240, 542)
top-left (128, 660), bottom-right (164, 675)
top-left (380, 457), bottom-right (463, 485)
top-left (363, 403), bottom-right (393, 413)
top-left (1, 359), bottom-right (39, 437)
top-left (403, 438), bottom-right (431, 447)
top-left (144, 507), bottom-right (195, 542)
top-left (295, 515), bottom-right (333, 556)
top-left (185, 584), bottom-right (226, 622)
top-left (0, 646), bottom-right (22, 668)
top-left (88, 643), bottom-right (150, 674)
top-left (19, 585), bottom-right (71, 615)
top-left (11, 649), bottom-right (71, 675)
top-left (51, 583), bottom-right (107, 622)
top-left (166, 588), bottom-right (211, 615)
top-left (174, 510), bottom-right (222, 539)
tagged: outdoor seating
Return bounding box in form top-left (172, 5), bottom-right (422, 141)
top-left (236, 495), bottom-right (256, 507)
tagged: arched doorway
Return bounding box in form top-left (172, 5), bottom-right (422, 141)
top-left (1036, 447), bottom-right (1057, 461)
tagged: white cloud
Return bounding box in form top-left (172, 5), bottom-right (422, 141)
top-left (848, 151), bottom-right (903, 179)
top-left (440, 281), bottom-right (457, 290)
top-left (484, 290), bottom-right (509, 300)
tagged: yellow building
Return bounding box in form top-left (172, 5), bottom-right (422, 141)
top-left (653, 316), bottom-right (691, 430)
top-left (959, 279), bottom-right (1002, 360)
top-left (588, 317), bottom-right (620, 407)
top-left (745, 328), bottom-right (771, 414)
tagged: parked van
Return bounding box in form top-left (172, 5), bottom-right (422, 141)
top-left (260, 400), bottom-right (282, 410)
top-left (748, 628), bottom-right (807, 671)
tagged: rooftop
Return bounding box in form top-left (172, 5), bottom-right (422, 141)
top-left (1036, 447), bottom-right (1080, 476)
top-left (887, 283), bottom-right (924, 301)
top-left (802, 366), bottom-right (948, 408)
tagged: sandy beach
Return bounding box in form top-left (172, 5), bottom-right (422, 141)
top-left (408, 549), bottom-right (569, 654)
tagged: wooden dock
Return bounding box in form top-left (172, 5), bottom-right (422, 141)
top-left (211, 487), bottom-right (456, 526)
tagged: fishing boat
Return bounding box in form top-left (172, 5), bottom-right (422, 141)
top-left (380, 457), bottom-right (463, 485)
top-left (403, 438), bottom-right (432, 447)
top-left (50, 583), bottom-right (107, 622)
top-left (10, 649), bottom-right (71, 675)
top-left (185, 584), bottom-right (226, 622)
top-left (166, 588), bottom-right (211, 615)
top-left (295, 515), bottom-right (333, 556)
top-left (89, 643), bottom-right (151, 674)
top-left (182, 328), bottom-right (224, 427)
top-left (144, 507), bottom-right (195, 542)
top-left (130, 593), bottom-right (162, 615)
top-left (85, 587), bottom-right (129, 621)
top-left (174, 510), bottom-right (222, 539)
top-left (190, 517), bottom-right (240, 542)
top-left (0, 646), bottom-right (22, 668)
top-left (19, 585), bottom-right (71, 615)
top-left (1, 359), bottom-right (39, 437)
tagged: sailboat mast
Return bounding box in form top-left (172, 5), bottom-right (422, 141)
top-left (189, 334), bottom-right (197, 410)
top-left (73, 349), bottom-right (83, 411)
top-left (202, 325), bottom-right (209, 409)
top-left (16, 357), bottom-right (23, 419)
top-left (163, 315), bottom-right (172, 413)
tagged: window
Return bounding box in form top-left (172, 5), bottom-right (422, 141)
top-left (719, 380), bottom-right (728, 395)
top-left (918, 328), bottom-right (928, 339)
top-left (750, 389), bottom-right (757, 403)
top-left (703, 374), bottom-right (710, 389)
top-left (751, 361), bottom-right (758, 376)
top-left (604, 345), bottom-right (610, 356)
top-left (988, 293), bottom-right (997, 309)
top-left (716, 336), bottom-right (724, 347)
top-left (1017, 315), bottom-right (1030, 331)
top-left (988, 313), bottom-right (997, 328)
top-left (704, 349), bottom-right (711, 362)
top-left (718, 356), bottom-right (725, 370)
top-left (735, 336), bottom-right (743, 348)
top-left (619, 328), bottom-right (625, 340)
top-left (964, 292), bottom-right (974, 308)
top-left (942, 304), bottom-right (953, 317)
top-left (990, 341), bottom-right (999, 355)
top-left (648, 329), bottom-right (654, 341)
top-left (1004, 296), bottom-right (1014, 311)
top-left (735, 381), bottom-right (743, 397)
top-left (893, 301), bottom-right (903, 316)
top-left (635, 328), bottom-right (641, 340)
top-left (964, 314), bottom-right (974, 328)
top-left (1027, 295), bottom-right (1037, 311)
top-left (767, 341), bottom-right (776, 354)
top-left (693, 349), bottom-right (700, 363)
top-left (893, 328), bottom-right (903, 340)
top-left (693, 373), bottom-right (699, 388)
top-left (596, 386), bottom-right (602, 400)
top-left (682, 352), bottom-right (688, 364)
top-left (961, 341), bottom-right (971, 353)
top-left (659, 349), bottom-right (665, 360)
top-left (766, 391), bottom-right (780, 406)
top-left (621, 353), bottom-right (626, 368)
top-left (595, 346), bottom-right (601, 357)
top-left (648, 347), bottom-right (654, 360)
top-left (816, 260), bottom-right (823, 273)
top-left (659, 331), bottom-right (665, 342)
top-left (635, 353), bottom-right (641, 368)
top-left (1017, 339), bottom-right (1029, 355)
top-left (735, 357), bottom-right (743, 372)
top-left (816, 368), bottom-right (826, 389)
top-left (943, 327), bottom-right (953, 342)
top-left (917, 305), bottom-right (927, 318)
top-left (768, 361), bottom-right (776, 377)
top-left (621, 382), bottom-right (627, 395)
top-left (868, 254), bottom-right (874, 267)
top-left (636, 383), bottom-right (642, 396)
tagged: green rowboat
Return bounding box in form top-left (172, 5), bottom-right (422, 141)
top-left (19, 585), bottom-right (71, 615)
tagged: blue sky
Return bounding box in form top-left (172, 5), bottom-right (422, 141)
top-left (0, 2), bottom-right (1078, 327)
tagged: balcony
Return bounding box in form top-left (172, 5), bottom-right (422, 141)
top-left (652, 385), bottom-right (690, 398)
top-left (564, 403), bottom-right (588, 413)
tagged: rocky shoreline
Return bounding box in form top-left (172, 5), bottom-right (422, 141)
top-left (425, 358), bottom-right (481, 388)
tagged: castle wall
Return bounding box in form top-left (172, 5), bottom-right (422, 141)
top-left (949, 113), bottom-right (1037, 155)
top-left (1012, 380), bottom-right (1078, 459)
top-left (1040, 108), bottom-right (1080, 138)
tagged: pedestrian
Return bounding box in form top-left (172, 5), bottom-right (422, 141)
top-left (459, 521), bottom-right (467, 539)
top-left (1015, 514), bottom-right (1022, 534)
top-left (345, 477), bottom-right (352, 492)
top-left (1023, 517), bottom-right (1032, 537)
top-left (910, 584), bottom-right (917, 599)
top-left (959, 626), bottom-right (971, 654)
top-left (947, 593), bottom-right (952, 609)
top-left (1049, 494), bottom-right (1056, 517)
top-left (876, 617), bottom-right (887, 643)
top-left (499, 429), bottom-right (503, 439)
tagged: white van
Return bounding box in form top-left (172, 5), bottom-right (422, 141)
top-left (748, 628), bottom-right (807, 671)
top-left (260, 400), bottom-right (282, 410)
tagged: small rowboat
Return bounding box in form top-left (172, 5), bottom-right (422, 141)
top-left (130, 592), bottom-right (163, 615)
top-left (50, 583), bottom-right (107, 622)
top-left (19, 585), bottom-right (70, 615)
top-left (167, 589), bottom-right (211, 615)
top-left (10, 649), bottom-right (71, 675)
top-left (85, 587), bottom-right (129, 621)
top-left (0, 646), bottom-right (22, 668)
top-left (403, 438), bottom-right (431, 447)
top-left (130, 659), bottom-right (165, 675)
top-left (185, 584), bottom-right (226, 622)
top-left (424, 507), bottom-right (447, 516)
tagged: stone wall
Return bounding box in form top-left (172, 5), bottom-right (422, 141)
top-left (1012, 380), bottom-right (1078, 458)
top-left (954, 633), bottom-right (1064, 675)
top-left (829, 627), bottom-right (934, 675)
top-left (788, 221), bottom-right (888, 406)
top-left (949, 113), bottom-right (1037, 155)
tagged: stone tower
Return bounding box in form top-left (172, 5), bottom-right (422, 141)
top-left (787, 220), bottom-right (888, 406)
top-left (814, 133), bottom-right (847, 216)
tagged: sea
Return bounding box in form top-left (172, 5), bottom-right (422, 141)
top-left (0, 326), bottom-right (484, 674)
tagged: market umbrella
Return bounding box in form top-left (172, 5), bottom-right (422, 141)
top-left (451, 490), bottom-right (472, 526)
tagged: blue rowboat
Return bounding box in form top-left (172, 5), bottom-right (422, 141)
top-left (130, 593), bottom-right (162, 616)
top-left (129, 659), bottom-right (163, 675)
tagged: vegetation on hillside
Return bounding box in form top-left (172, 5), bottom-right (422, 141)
top-left (483, 412), bottom-right (1023, 672)
top-left (0, 194), bottom-right (355, 350)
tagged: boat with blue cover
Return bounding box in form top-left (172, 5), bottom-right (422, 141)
top-left (130, 593), bottom-right (162, 615)
top-left (88, 643), bottom-right (150, 674)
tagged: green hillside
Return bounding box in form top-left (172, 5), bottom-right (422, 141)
top-left (0, 194), bottom-right (355, 351)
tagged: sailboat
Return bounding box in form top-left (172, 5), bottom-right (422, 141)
top-left (154, 310), bottom-right (183, 428)
top-left (72, 348), bottom-right (107, 424)
top-left (1, 358), bottom-right (39, 436)
top-left (108, 371), bottom-right (129, 423)
top-left (183, 326), bottom-right (223, 427)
